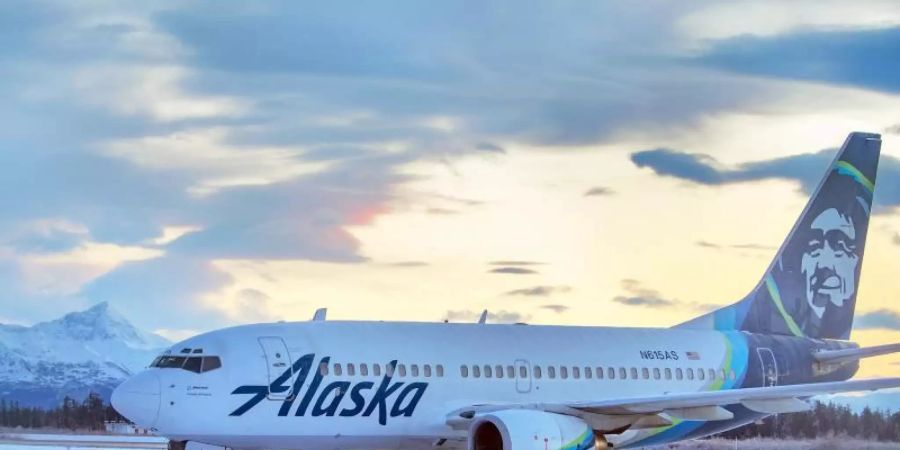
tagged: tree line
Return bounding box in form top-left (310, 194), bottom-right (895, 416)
top-left (721, 401), bottom-right (900, 442)
top-left (0, 393), bottom-right (125, 431)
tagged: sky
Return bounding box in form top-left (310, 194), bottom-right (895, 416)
top-left (2, 0), bottom-right (900, 378)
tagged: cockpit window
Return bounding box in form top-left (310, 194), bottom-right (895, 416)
top-left (158, 356), bottom-right (187, 368)
top-left (150, 353), bottom-right (223, 373)
top-left (183, 357), bottom-right (203, 373)
top-left (202, 356), bottom-right (222, 373)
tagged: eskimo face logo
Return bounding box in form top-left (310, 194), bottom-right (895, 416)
top-left (801, 208), bottom-right (859, 318)
top-left (230, 354), bottom-right (427, 425)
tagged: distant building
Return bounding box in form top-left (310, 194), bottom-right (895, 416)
top-left (104, 420), bottom-right (152, 435)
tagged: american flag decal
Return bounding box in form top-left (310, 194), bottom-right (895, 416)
top-left (686, 351), bottom-right (701, 360)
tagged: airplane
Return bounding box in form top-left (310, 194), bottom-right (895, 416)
top-left (112, 132), bottom-right (900, 449)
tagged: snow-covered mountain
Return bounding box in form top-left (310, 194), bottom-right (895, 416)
top-left (0, 302), bottom-right (170, 408)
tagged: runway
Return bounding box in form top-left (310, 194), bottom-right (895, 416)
top-left (0, 433), bottom-right (167, 450)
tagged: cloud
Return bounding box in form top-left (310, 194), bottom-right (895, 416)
top-left (697, 26), bottom-right (900, 93)
top-left (584, 186), bottom-right (615, 197)
top-left (444, 310), bottom-right (529, 324)
top-left (383, 261), bottom-right (429, 268)
top-left (893, 233), bottom-right (900, 246)
top-left (731, 243), bottom-right (776, 250)
top-left (613, 295), bottom-right (675, 308)
top-left (426, 208), bottom-right (459, 215)
top-left (885, 124), bottom-right (900, 135)
top-left (4, 219), bottom-right (91, 253)
top-left (489, 267), bottom-right (538, 275)
top-left (541, 304), bottom-right (569, 314)
top-left (854, 309), bottom-right (900, 330)
top-left (81, 255), bottom-right (234, 330)
top-left (612, 279), bottom-right (716, 312)
top-left (696, 240), bottom-right (720, 249)
top-left (504, 286), bottom-right (572, 297)
top-left (613, 279), bottom-right (677, 308)
top-left (230, 288), bottom-right (279, 323)
top-left (475, 142), bottom-right (506, 154)
top-left (696, 240), bottom-right (775, 251)
top-left (0, 0), bottom-right (843, 328)
top-left (631, 147), bottom-right (900, 208)
top-left (489, 261), bottom-right (543, 266)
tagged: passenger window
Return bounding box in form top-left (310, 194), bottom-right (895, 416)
top-left (720, 369), bottom-right (727, 380)
top-left (373, 364), bottom-right (382, 377)
top-left (653, 368), bottom-right (661, 380)
top-left (360, 363), bottom-right (369, 376)
top-left (398, 364), bottom-right (407, 377)
top-left (333, 363), bottom-right (342, 376)
top-left (548, 366), bottom-right (557, 379)
top-left (641, 368), bottom-right (649, 380)
top-left (560, 367), bottom-right (568, 379)
top-left (619, 367), bottom-right (627, 379)
top-left (607, 367), bottom-right (615, 379)
top-left (584, 367), bottom-right (592, 379)
top-left (630, 368), bottom-right (638, 380)
top-left (183, 357), bottom-right (202, 373)
top-left (201, 356), bottom-right (222, 373)
top-left (687, 368), bottom-right (694, 380)
top-left (519, 366), bottom-right (528, 378)
top-left (320, 363), bottom-right (329, 376)
top-left (573, 367), bottom-right (580, 379)
top-left (424, 365), bottom-right (432, 377)
top-left (506, 366), bottom-right (515, 378)
top-left (411, 364), bottom-right (419, 377)
top-left (495, 365), bottom-right (504, 378)
top-left (698, 368), bottom-right (705, 381)
top-left (460, 365), bottom-right (469, 378)
top-left (483, 365), bottom-right (492, 378)
top-left (596, 367), bottom-right (604, 379)
top-left (437, 365), bottom-right (444, 377)
top-left (665, 368), bottom-right (672, 380)
top-left (533, 366), bottom-right (542, 379)
top-left (709, 369), bottom-right (717, 380)
top-left (473, 366), bottom-right (481, 378)
top-left (347, 363), bottom-right (356, 376)
top-left (676, 368), bottom-right (683, 380)
top-left (386, 364), bottom-right (395, 377)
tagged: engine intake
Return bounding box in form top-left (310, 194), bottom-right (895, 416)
top-left (468, 410), bottom-right (601, 450)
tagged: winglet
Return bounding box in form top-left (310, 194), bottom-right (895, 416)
top-left (312, 308), bottom-right (327, 321)
top-left (478, 310), bottom-right (488, 324)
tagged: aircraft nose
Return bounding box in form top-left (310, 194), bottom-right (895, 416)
top-left (111, 371), bottom-right (160, 428)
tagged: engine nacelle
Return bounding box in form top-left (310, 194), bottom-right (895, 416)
top-left (468, 409), bottom-right (599, 450)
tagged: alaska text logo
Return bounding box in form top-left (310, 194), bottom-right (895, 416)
top-left (230, 354), bottom-right (427, 426)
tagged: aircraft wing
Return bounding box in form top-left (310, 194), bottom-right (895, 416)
top-left (446, 377), bottom-right (900, 429)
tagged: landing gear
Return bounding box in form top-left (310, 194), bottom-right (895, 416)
top-left (594, 433), bottom-right (612, 449)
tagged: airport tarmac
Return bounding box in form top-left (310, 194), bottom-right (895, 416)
top-left (0, 433), bottom-right (166, 450)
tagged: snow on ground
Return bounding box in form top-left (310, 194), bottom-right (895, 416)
top-left (1, 434), bottom-right (165, 444)
top-left (0, 432), bottom-right (166, 450)
top-left (646, 437), bottom-right (900, 449)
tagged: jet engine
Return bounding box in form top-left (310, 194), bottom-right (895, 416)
top-left (468, 409), bottom-right (604, 450)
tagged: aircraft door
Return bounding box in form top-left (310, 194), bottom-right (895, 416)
top-left (757, 347), bottom-right (778, 387)
top-left (514, 359), bottom-right (531, 393)
top-left (258, 337), bottom-right (294, 400)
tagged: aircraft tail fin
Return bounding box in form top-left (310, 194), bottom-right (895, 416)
top-left (678, 132), bottom-right (881, 340)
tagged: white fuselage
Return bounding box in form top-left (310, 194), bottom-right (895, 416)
top-left (116, 320), bottom-right (753, 449)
